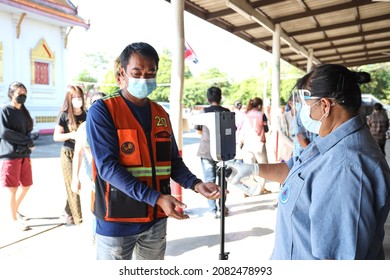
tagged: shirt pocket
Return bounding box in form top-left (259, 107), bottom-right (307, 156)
top-left (117, 129), bottom-right (142, 166)
top-left (154, 131), bottom-right (172, 163)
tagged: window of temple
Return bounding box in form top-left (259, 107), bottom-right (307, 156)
top-left (31, 38), bottom-right (55, 86)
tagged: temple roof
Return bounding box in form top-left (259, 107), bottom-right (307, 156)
top-left (0, 0), bottom-right (89, 28)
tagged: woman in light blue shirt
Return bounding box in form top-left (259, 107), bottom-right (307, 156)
top-left (227, 64), bottom-right (390, 260)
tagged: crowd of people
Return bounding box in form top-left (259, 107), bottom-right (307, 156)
top-left (1, 42), bottom-right (389, 260)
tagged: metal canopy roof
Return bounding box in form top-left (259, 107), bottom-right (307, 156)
top-left (172, 0), bottom-right (390, 71)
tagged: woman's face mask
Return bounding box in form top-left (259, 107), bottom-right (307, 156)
top-left (126, 74), bottom-right (157, 99)
top-left (15, 94), bottom-right (27, 104)
top-left (299, 99), bottom-right (329, 135)
top-left (72, 97), bottom-right (83, 109)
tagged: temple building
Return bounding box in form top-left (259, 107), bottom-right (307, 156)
top-left (0, 0), bottom-right (89, 134)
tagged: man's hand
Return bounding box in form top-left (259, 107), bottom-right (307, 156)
top-left (156, 194), bottom-right (189, 220)
top-left (225, 162), bottom-right (259, 185)
top-left (193, 181), bottom-right (227, 200)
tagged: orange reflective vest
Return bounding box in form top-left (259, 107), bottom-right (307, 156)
top-left (92, 92), bottom-right (172, 223)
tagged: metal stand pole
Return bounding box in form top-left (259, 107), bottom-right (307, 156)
top-left (218, 161), bottom-right (229, 260)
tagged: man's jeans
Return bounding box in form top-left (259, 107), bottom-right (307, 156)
top-left (201, 158), bottom-right (226, 212)
top-left (96, 218), bottom-right (167, 260)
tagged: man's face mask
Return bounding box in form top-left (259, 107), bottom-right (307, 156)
top-left (126, 74), bottom-right (157, 99)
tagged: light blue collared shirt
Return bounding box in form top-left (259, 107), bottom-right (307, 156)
top-left (272, 115), bottom-right (390, 259)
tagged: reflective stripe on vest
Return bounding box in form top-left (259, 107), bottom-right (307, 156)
top-left (125, 166), bottom-right (171, 177)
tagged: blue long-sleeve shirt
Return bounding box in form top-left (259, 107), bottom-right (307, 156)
top-left (273, 115), bottom-right (390, 259)
top-left (86, 93), bottom-right (199, 236)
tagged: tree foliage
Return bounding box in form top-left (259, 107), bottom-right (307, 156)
top-left (100, 69), bottom-right (119, 95)
top-left (355, 63), bottom-right (390, 103)
top-left (73, 49), bottom-right (390, 109)
top-left (75, 69), bottom-right (97, 96)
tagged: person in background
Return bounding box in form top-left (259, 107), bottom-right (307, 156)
top-left (0, 82), bottom-right (35, 231)
top-left (195, 86), bottom-right (230, 219)
top-left (238, 97), bottom-right (271, 195)
top-left (86, 42), bottom-right (223, 260)
top-left (233, 100), bottom-right (245, 163)
top-left (71, 91), bottom-right (105, 242)
top-left (367, 102), bottom-right (389, 155)
top-left (53, 85), bottom-right (87, 225)
top-left (278, 93), bottom-right (317, 161)
top-left (226, 64), bottom-right (390, 260)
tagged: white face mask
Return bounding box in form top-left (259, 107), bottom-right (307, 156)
top-left (299, 100), bottom-right (328, 134)
top-left (72, 98), bottom-right (83, 109)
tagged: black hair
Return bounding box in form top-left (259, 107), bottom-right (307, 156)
top-left (8, 81), bottom-right (33, 132)
top-left (207, 86), bottom-right (222, 103)
top-left (119, 42), bottom-right (159, 71)
top-left (374, 103), bottom-right (383, 111)
top-left (296, 64), bottom-right (370, 114)
top-left (234, 100), bottom-right (242, 109)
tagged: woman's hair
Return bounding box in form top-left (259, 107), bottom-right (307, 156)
top-left (119, 42), bottom-right (159, 71)
top-left (58, 85), bottom-right (85, 131)
top-left (207, 86), bottom-right (222, 103)
top-left (8, 81), bottom-right (33, 132)
top-left (296, 64), bottom-right (370, 113)
top-left (245, 97), bottom-right (263, 113)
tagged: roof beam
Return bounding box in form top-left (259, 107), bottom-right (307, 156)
top-left (206, 0), bottom-right (283, 19)
top-left (226, 0), bottom-right (320, 64)
top-left (273, 0), bottom-right (372, 23)
top-left (298, 27), bottom-right (390, 46)
top-left (288, 15), bottom-right (390, 37)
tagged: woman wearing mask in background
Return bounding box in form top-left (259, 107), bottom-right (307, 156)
top-left (226, 64), bottom-right (390, 259)
top-left (0, 82), bottom-right (35, 231)
top-left (53, 85), bottom-right (87, 225)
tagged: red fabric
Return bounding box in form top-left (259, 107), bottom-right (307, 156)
top-left (1, 158), bottom-right (33, 187)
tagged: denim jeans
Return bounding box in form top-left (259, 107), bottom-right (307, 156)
top-left (96, 218), bottom-right (167, 260)
top-left (200, 158), bottom-right (226, 212)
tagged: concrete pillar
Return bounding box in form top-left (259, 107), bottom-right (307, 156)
top-left (169, 0), bottom-right (185, 209)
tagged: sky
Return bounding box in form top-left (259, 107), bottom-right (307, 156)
top-left (67, 0), bottom-right (271, 82)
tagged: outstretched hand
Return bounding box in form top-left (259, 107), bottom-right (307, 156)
top-left (156, 194), bottom-right (189, 220)
top-left (193, 181), bottom-right (228, 200)
top-left (225, 162), bottom-right (259, 185)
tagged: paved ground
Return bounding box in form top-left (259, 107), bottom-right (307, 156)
top-left (0, 132), bottom-right (389, 269)
top-left (0, 132), bottom-right (280, 262)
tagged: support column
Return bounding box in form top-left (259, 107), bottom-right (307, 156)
top-left (307, 48), bottom-right (313, 73)
top-left (169, 0), bottom-right (185, 209)
top-left (270, 24), bottom-right (281, 162)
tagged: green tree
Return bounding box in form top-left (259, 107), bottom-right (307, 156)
top-left (229, 78), bottom-right (262, 106)
top-left (75, 69), bottom-right (98, 97)
top-left (100, 69), bottom-right (119, 95)
top-left (279, 62), bottom-right (304, 105)
top-left (357, 63), bottom-right (390, 103)
top-left (149, 49), bottom-right (193, 102)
